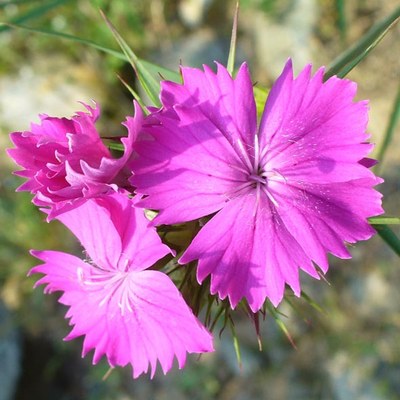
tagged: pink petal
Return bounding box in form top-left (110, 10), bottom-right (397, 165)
top-left (30, 251), bottom-right (213, 378)
top-left (161, 62), bottom-right (256, 149)
top-left (131, 105), bottom-right (247, 225)
top-left (180, 194), bottom-right (313, 310)
top-left (29, 250), bottom-right (86, 292)
top-left (56, 197), bottom-right (122, 270)
top-left (259, 60), bottom-right (374, 183)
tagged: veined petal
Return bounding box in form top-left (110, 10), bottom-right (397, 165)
top-left (29, 250), bottom-right (87, 292)
top-left (271, 178), bottom-right (383, 272)
top-left (259, 61), bottom-right (373, 180)
top-left (131, 105), bottom-right (248, 225)
top-left (30, 252), bottom-right (213, 378)
top-left (96, 194), bottom-right (172, 269)
top-left (56, 196), bottom-right (122, 270)
top-left (180, 193), bottom-right (312, 310)
top-left (161, 62), bottom-right (257, 148)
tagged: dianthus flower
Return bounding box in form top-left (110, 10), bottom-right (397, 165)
top-left (131, 60), bottom-right (383, 311)
top-left (30, 193), bottom-right (213, 378)
top-left (7, 102), bottom-right (141, 219)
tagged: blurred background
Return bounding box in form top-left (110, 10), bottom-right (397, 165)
top-left (0, 0), bottom-right (399, 399)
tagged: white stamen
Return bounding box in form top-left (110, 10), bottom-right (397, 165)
top-left (261, 185), bottom-right (279, 208)
top-left (253, 134), bottom-right (260, 174)
top-left (236, 138), bottom-right (254, 173)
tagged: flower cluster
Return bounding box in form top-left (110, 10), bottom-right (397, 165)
top-left (7, 59), bottom-right (383, 378)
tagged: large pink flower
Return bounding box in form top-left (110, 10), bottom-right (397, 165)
top-left (30, 193), bottom-right (213, 378)
top-left (131, 60), bottom-right (384, 311)
top-left (7, 102), bottom-right (142, 219)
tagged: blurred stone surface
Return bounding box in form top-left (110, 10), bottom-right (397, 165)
top-left (178, 0), bottom-right (213, 29)
top-left (240, 0), bottom-right (318, 79)
top-left (0, 56), bottom-right (104, 133)
top-left (152, 28), bottom-right (229, 71)
top-left (0, 301), bottom-right (21, 400)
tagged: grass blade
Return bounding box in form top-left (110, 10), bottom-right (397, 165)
top-left (300, 291), bottom-right (325, 314)
top-left (0, 22), bottom-right (126, 59)
top-left (140, 59), bottom-right (181, 84)
top-left (227, 1), bottom-right (239, 76)
top-left (335, 0), bottom-right (347, 44)
top-left (116, 75), bottom-right (148, 114)
top-left (0, 0), bottom-right (71, 33)
top-left (100, 10), bottom-right (162, 106)
top-left (325, 6), bottom-right (400, 79)
top-left (375, 225), bottom-right (400, 257)
top-left (376, 83), bottom-right (400, 167)
top-left (1, 22), bottom-right (181, 84)
top-left (369, 217), bottom-right (400, 225)
top-left (254, 85), bottom-right (269, 118)
top-left (266, 303), bottom-right (297, 348)
top-left (228, 317), bottom-right (242, 369)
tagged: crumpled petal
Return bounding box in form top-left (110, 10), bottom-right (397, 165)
top-left (7, 102), bottom-right (141, 219)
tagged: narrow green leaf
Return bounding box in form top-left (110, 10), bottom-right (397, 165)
top-left (376, 83), bottom-right (400, 166)
top-left (141, 59), bottom-right (181, 83)
top-left (117, 74), bottom-right (148, 114)
top-left (325, 6), bottom-right (400, 79)
top-left (0, 22), bottom-right (126, 59)
top-left (100, 10), bottom-right (161, 106)
top-left (254, 85), bottom-right (269, 118)
top-left (335, 0), bottom-right (347, 44)
top-left (300, 291), bottom-right (325, 314)
top-left (2, 22), bottom-right (180, 85)
top-left (104, 141), bottom-right (124, 152)
top-left (375, 224), bottom-right (400, 256)
top-left (369, 217), bottom-right (400, 225)
top-left (228, 318), bottom-right (242, 368)
top-left (0, 0), bottom-right (71, 33)
top-left (266, 303), bottom-right (296, 348)
top-left (227, 1), bottom-right (239, 76)
top-left (209, 304), bottom-right (225, 332)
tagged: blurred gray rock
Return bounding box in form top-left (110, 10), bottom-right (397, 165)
top-left (0, 301), bottom-right (21, 400)
top-left (152, 28), bottom-right (229, 71)
top-left (327, 352), bottom-right (388, 400)
top-left (0, 56), bottom-right (104, 133)
top-left (241, 0), bottom-right (319, 78)
top-left (178, 0), bottom-right (213, 29)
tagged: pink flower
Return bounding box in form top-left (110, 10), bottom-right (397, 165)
top-left (7, 102), bottom-right (142, 219)
top-left (131, 60), bottom-right (383, 311)
top-left (30, 193), bottom-right (213, 378)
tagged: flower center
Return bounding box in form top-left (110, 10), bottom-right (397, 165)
top-left (229, 135), bottom-right (284, 209)
top-left (77, 263), bottom-right (135, 316)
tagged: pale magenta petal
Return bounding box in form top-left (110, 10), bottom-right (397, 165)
top-left (56, 196), bottom-right (122, 270)
top-left (131, 105), bottom-right (246, 225)
top-left (180, 194), bottom-right (313, 310)
top-left (259, 60), bottom-right (374, 183)
top-left (29, 250), bottom-right (87, 292)
top-left (29, 192), bottom-right (211, 378)
top-left (267, 178), bottom-right (383, 273)
top-left (30, 253), bottom-right (213, 378)
top-left (161, 63), bottom-right (256, 148)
